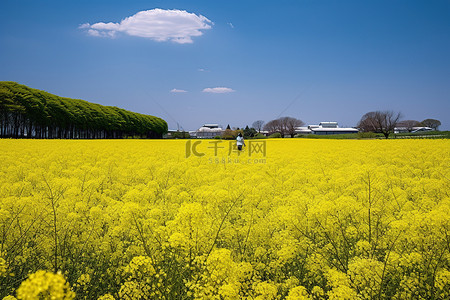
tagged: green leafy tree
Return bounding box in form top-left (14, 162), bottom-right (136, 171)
top-left (243, 125), bottom-right (257, 138)
top-left (0, 82), bottom-right (168, 139)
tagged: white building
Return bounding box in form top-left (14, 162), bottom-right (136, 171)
top-left (295, 126), bottom-right (313, 134)
top-left (195, 124), bottom-right (224, 138)
top-left (394, 127), bottom-right (433, 134)
top-left (296, 122), bottom-right (359, 135)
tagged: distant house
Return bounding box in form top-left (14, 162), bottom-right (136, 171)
top-left (295, 127), bottom-right (313, 134)
top-left (296, 122), bottom-right (359, 135)
top-left (394, 127), bottom-right (433, 134)
top-left (195, 124), bottom-right (224, 138)
top-left (411, 127), bottom-right (433, 133)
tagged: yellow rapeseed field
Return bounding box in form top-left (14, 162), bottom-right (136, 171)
top-left (0, 139), bottom-right (449, 299)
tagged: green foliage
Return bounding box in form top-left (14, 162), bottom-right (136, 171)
top-left (268, 132), bottom-right (282, 138)
top-left (357, 132), bottom-right (377, 139)
top-left (243, 126), bottom-right (257, 138)
top-left (0, 82), bottom-right (168, 138)
top-left (253, 133), bottom-right (267, 139)
top-left (221, 129), bottom-right (235, 140)
top-left (171, 131), bottom-right (191, 139)
top-left (393, 131), bottom-right (450, 139)
top-left (222, 129), bottom-right (243, 140)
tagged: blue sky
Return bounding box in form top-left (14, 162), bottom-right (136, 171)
top-left (1, 0), bottom-right (449, 130)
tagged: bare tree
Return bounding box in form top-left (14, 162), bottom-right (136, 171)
top-left (264, 118), bottom-right (286, 137)
top-left (278, 117), bottom-right (289, 137)
top-left (282, 117), bottom-right (305, 138)
top-left (263, 117), bottom-right (304, 138)
top-left (397, 120), bottom-right (420, 132)
top-left (263, 119), bottom-right (280, 135)
top-left (252, 120), bottom-right (265, 133)
top-left (358, 110), bottom-right (402, 139)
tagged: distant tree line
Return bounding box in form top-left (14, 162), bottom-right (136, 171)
top-left (218, 117), bottom-right (304, 139)
top-left (358, 110), bottom-right (441, 138)
top-left (262, 117), bottom-right (304, 138)
top-left (0, 82), bottom-right (167, 139)
top-left (419, 119), bottom-right (441, 130)
top-left (250, 112), bottom-right (441, 140)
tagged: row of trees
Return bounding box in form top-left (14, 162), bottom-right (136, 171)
top-left (397, 118), bottom-right (441, 131)
top-left (258, 117), bottom-right (304, 138)
top-left (0, 82), bottom-right (168, 139)
top-left (217, 117), bottom-right (305, 139)
top-left (358, 111), bottom-right (441, 138)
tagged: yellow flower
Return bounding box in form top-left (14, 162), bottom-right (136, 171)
top-left (16, 270), bottom-right (75, 300)
top-left (286, 286), bottom-right (311, 300)
top-left (0, 139), bottom-right (448, 299)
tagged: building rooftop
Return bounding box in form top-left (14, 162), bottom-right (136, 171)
top-left (312, 127), bottom-right (358, 132)
top-left (197, 126), bottom-right (223, 132)
top-left (296, 122), bottom-right (358, 134)
top-left (319, 121), bottom-right (338, 128)
top-left (203, 124), bottom-right (220, 128)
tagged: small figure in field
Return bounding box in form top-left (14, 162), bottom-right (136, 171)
top-left (236, 132), bottom-right (245, 151)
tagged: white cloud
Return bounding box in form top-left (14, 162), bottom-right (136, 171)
top-left (171, 88), bottom-right (187, 93)
top-left (87, 29), bottom-right (102, 37)
top-left (78, 23), bottom-right (90, 29)
top-left (202, 87), bottom-right (235, 93)
top-left (79, 8), bottom-right (213, 43)
top-left (228, 22), bottom-right (234, 29)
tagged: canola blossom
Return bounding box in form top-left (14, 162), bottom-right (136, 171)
top-left (0, 139), bottom-right (449, 299)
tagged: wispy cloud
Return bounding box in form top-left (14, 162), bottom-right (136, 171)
top-left (79, 9), bottom-right (213, 44)
top-left (202, 87), bottom-right (235, 93)
top-left (228, 22), bottom-right (234, 29)
top-left (170, 88), bottom-right (187, 93)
